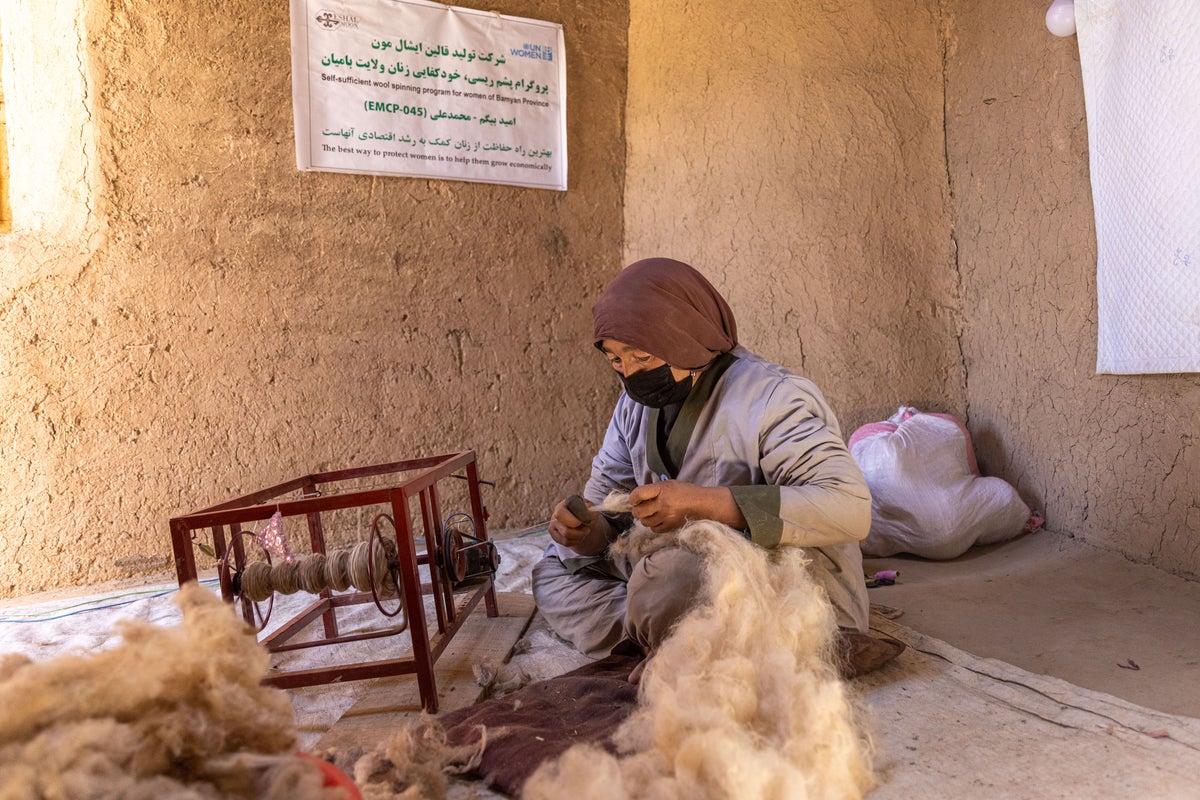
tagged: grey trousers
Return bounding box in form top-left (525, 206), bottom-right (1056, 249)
top-left (531, 546), bottom-right (706, 658)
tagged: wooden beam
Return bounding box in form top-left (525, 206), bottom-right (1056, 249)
top-left (314, 592), bottom-right (536, 751)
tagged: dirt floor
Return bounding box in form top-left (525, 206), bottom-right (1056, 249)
top-left (4, 526), bottom-right (1200, 797)
top-left (5, 527), bottom-right (1198, 725)
top-left (863, 528), bottom-right (1200, 719)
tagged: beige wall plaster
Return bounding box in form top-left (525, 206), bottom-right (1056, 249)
top-left (945, 0), bottom-right (1200, 578)
top-left (5, 0), bottom-right (1197, 596)
top-left (626, 0), bottom-right (1199, 578)
top-left (0, 0), bottom-right (628, 597)
top-left (624, 0), bottom-right (965, 434)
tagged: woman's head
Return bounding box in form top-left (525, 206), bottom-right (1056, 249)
top-left (596, 338), bottom-right (694, 407)
top-left (592, 258), bottom-right (737, 371)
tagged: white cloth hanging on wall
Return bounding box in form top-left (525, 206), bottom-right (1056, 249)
top-left (1076, 1), bottom-right (1200, 374)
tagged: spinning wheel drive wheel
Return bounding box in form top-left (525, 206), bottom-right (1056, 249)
top-left (440, 513), bottom-right (500, 588)
top-left (443, 528), bottom-right (469, 586)
top-left (368, 514), bottom-right (404, 619)
top-left (224, 532), bottom-right (275, 632)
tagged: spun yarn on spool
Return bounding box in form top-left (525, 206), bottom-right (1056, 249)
top-left (236, 538), bottom-right (400, 602)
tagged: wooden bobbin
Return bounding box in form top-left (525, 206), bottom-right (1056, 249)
top-left (234, 537), bottom-right (400, 601)
top-left (240, 560), bottom-right (274, 603)
top-left (270, 560), bottom-right (301, 595)
top-left (298, 552), bottom-right (327, 595)
top-left (325, 548), bottom-right (352, 592)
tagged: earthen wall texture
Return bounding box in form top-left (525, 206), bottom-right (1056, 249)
top-left (6, 0), bottom-right (1198, 597)
top-left (0, 0), bottom-right (628, 597)
top-left (625, 1), bottom-right (1199, 579)
top-left (624, 0), bottom-right (966, 436)
top-left (946, 1), bottom-right (1200, 577)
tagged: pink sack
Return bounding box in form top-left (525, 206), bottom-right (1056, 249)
top-left (849, 407), bottom-right (1040, 559)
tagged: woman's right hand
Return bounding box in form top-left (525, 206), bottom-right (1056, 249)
top-left (548, 496), bottom-right (612, 556)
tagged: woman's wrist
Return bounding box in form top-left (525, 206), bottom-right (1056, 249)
top-left (701, 486), bottom-right (748, 529)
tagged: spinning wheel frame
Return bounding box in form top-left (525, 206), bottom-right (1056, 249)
top-left (168, 451), bottom-right (500, 713)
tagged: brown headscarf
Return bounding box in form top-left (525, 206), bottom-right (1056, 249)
top-left (592, 258), bottom-right (738, 370)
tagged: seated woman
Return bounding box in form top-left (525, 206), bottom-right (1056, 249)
top-left (532, 257), bottom-right (872, 675)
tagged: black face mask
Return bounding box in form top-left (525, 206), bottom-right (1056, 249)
top-left (621, 364), bottom-right (693, 407)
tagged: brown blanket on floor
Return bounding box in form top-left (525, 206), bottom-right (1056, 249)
top-left (437, 633), bottom-right (904, 796)
top-left (438, 654), bottom-right (640, 796)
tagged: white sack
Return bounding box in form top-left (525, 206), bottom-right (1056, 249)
top-left (849, 408), bottom-right (1034, 559)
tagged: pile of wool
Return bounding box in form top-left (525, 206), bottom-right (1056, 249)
top-left (0, 582), bottom-right (341, 799)
top-left (524, 518), bottom-right (874, 800)
top-left (342, 720), bottom-right (485, 800)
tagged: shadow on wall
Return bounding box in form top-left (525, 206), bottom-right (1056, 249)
top-left (967, 425), bottom-right (1044, 519)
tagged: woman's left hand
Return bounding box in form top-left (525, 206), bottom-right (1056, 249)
top-left (629, 480), bottom-right (745, 533)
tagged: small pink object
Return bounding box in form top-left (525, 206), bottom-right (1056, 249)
top-left (874, 570), bottom-right (899, 582)
top-left (255, 511), bottom-right (294, 563)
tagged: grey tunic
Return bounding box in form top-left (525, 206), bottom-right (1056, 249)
top-left (579, 345), bottom-right (871, 632)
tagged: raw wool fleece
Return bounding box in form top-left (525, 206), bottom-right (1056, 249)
top-left (524, 518), bottom-right (875, 800)
top-left (0, 582), bottom-right (338, 800)
top-left (345, 717), bottom-right (484, 800)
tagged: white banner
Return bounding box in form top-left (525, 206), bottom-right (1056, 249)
top-left (290, 0), bottom-right (566, 190)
